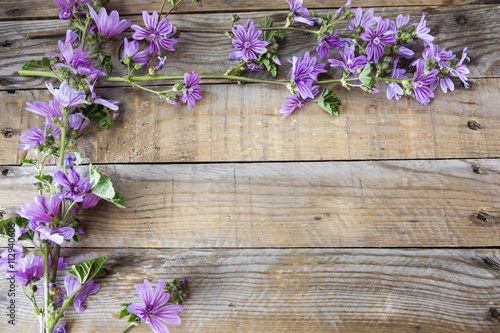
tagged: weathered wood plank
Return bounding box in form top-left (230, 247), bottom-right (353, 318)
top-left (1, 159), bottom-right (499, 248)
top-left (0, 5), bottom-right (498, 90)
top-left (1, 249), bottom-right (500, 332)
top-left (1, 79), bottom-right (499, 164)
top-left (0, 0), bottom-right (490, 20)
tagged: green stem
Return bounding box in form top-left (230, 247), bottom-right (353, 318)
top-left (48, 285), bottom-right (82, 331)
top-left (316, 77), bottom-right (361, 84)
top-left (156, 0), bottom-right (168, 26)
top-left (50, 245), bottom-right (60, 283)
top-left (81, 17), bottom-right (91, 52)
top-left (165, 0), bottom-right (183, 17)
top-left (377, 77), bottom-right (413, 83)
top-left (130, 82), bottom-right (163, 95)
top-left (120, 322), bottom-right (139, 333)
top-left (42, 241), bottom-right (51, 333)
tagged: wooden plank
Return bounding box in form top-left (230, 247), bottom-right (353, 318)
top-left (1, 248), bottom-right (499, 332)
top-left (0, 0), bottom-right (489, 20)
top-left (1, 78), bottom-right (499, 164)
top-left (1, 5), bottom-right (498, 90)
top-left (1, 159), bottom-right (499, 248)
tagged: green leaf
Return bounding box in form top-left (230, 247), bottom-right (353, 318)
top-left (68, 256), bottom-right (107, 285)
top-left (34, 175), bottom-right (53, 186)
top-left (128, 314), bottom-right (139, 323)
top-left (0, 216), bottom-right (32, 241)
top-left (22, 57), bottom-right (51, 70)
top-left (260, 17), bottom-right (286, 42)
top-left (317, 88), bottom-right (342, 116)
top-left (119, 303), bottom-right (132, 319)
top-left (89, 164), bottom-right (126, 208)
top-left (21, 159), bottom-right (38, 165)
top-left (358, 63), bottom-right (372, 87)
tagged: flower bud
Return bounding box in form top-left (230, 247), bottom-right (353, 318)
top-left (122, 56), bottom-right (131, 65)
top-left (49, 285), bottom-right (61, 296)
top-left (134, 63), bottom-right (142, 70)
top-left (172, 82), bottom-right (185, 92)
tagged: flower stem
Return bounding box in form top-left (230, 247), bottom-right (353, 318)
top-left (42, 241), bottom-right (51, 333)
top-left (166, 0), bottom-right (183, 17)
top-left (50, 245), bottom-right (60, 283)
top-left (81, 17), bottom-right (91, 52)
top-left (120, 322), bottom-right (139, 333)
top-left (157, 0), bottom-right (168, 26)
top-left (48, 285), bottom-right (82, 332)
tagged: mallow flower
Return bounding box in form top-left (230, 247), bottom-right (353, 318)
top-left (132, 11), bottom-right (178, 56)
top-left (127, 279), bottom-right (184, 333)
top-left (87, 5), bottom-right (131, 38)
top-left (228, 20), bottom-right (269, 61)
top-left (180, 72), bottom-right (202, 110)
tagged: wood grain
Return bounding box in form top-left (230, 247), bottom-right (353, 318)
top-left (1, 159), bottom-right (499, 248)
top-left (0, 0), bottom-right (492, 19)
top-left (1, 5), bottom-right (498, 90)
top-left (1, 248), bottom-right (500, 332)
top-left (1, 79), bottom-right (499, 165)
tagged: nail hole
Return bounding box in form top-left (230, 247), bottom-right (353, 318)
top-left (467, 120), bottom-right (481, 130)
top-left (477, 210), bottom-right (489, 222)
top-left (8, 8), bottom-right (23, 16)
top-left (0, 79), bottom-right (9, 86)
top-left (3, 130), bottom-right (13, 138)
top-left (2, 40), bottom-right (13, 47)
top-left (471, 162), bottom-right (481, 174)
top-left (6, 90), bottom-right (16, 95)
top-left (1, 168), bottom-right (9, 176)
top-left (456, 16), bottom-right (466, 25)
top-left (489, 307), bottom-right (500, 323)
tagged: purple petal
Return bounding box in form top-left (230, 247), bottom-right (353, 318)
top-left (127, 304), bottom-right (148, 322)
top-left (152, 305), bottom-right (184, 326)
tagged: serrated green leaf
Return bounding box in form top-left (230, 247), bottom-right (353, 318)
top-left (0, 216), bottom-right (32, 241)
top-left (68, 256), bottom-right (107, 285)
top-left (21, 159), bottom-right (38, 165)
top-left (358, 63), bottom-right (372, 87)
top-left (317, 88), bottom-right (342, 116)
top-left (22, 57), bottom-right (51, 70)
top-left (119, 308), bottom-right (130, 319)
top-left (34, 175), bottom-right (53, 186)
top-left (260, 16), bottom-right (286, 41)
top-left (89, 164), bottom-right (126, 208)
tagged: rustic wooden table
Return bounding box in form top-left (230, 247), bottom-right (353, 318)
top-left (1, 0), bottom-right (500, 332)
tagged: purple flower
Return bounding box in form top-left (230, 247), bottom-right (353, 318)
top-left (360, 18), bottom-right (396, 63)
top-left (411, 59), bottom-right (439, 105)
top-left (46, 81), bottom-right (90, 109)
top-left (68, 113), bottom-right (90, 132)
top-left (18, 194), bottom-right (61, 224)
top-left (228, 20), bottom-right (269, 61)
top-left (121, 37), bottom-right (139, 61)
top-left (328, 47), bottom-right (367, 73)
top-left (54, 168), bottom-right (90, 202)
top-left (289, 51), bottom-right (326, 100)
top-left (26, 99), bottom-right (62, 119)
top-left (156, 56), bottom-right (167, 71)
top-left (279, 85), bottom-right (320, 118)
top-left (87, 5), bottom-right (130, 38)
top-left (389, 14), bottom-right (410, 32)
top-left (127, 279), bottom-right (184, 333)
top-left (85, 79), bottom-right (119, 111)
top-left (422, 43), bottom-right (455, 69)
top-left (386, 58), bottom-right (407, 101)
top-left (316, 32), bottom-right (343, 59)
top-left (430, 76), bottom-right (455, 94)
top-left (0, 225), bottom-right (25, 274)
top-left (16, 255), bottom-right (44, 286)
top-left (28, 221), bottom-right (75, 245)
top-left (19, 127), bottom-right (45, 150)
top-left (286, 0), bottom-right (314, 26)
top-left (46, 30), bottom-right (94, 76)
top-left (64, 274), bottom-right (101, 313)
top-left (349, 8), bottom-right (379, 31)
top-left (81, 193), bottom-right (101, 210)
top-left (132, 11), bottom-right (177, 56)
top-left (413, 12), bottom-right (434, 46)
top-left (246, 62), bottom-right (263, 72)
top-left (397, 46), bottom-right (414, 59)
top-left (54, 0), bottom-right (90, 19)
top-left (180, 72), bottom-right (202, 110)
top-left (448, 47), bottom-right (470, 88)
top-left (53, 323), bottom-right (67, 333)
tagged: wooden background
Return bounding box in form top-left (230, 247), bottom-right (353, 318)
top-left (1, 0), bottom-right (500, 332)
